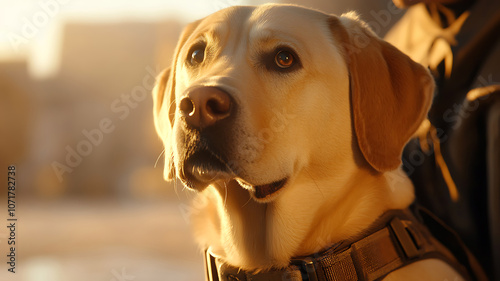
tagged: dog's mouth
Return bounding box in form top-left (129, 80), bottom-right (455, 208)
top-left (237, 178), bottom-right (288, 201)
top-left (181, 149), bottom-right (288, 200)
top-left (182, 150), bottom-right (233, 190)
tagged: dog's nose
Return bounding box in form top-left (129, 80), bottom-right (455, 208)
top-left (179, 87), bottom-right (232, 128)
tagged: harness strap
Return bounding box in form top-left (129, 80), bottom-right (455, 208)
top-left (205, 209), bottom-right (470, 281)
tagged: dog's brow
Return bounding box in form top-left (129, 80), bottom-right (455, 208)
top-left (251, 29), bottom-right (301, 50)
top-left (197, 22), bottom-right (227, 45)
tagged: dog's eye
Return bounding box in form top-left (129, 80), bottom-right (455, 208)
top-left (275, 50), bottom-right (295, 68)
top-left (189, 45), bottom-right (205, 65)
top-left (260, 47), bottom-right (301, 73)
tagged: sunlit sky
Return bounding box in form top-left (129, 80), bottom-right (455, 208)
top-left (0, 0), bottom-right (267, 77)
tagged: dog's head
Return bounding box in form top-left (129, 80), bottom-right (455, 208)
top-left (153, 4), bottom-right (433, 202)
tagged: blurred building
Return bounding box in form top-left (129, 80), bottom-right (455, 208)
top-left (0, 61), bottom-right (33, 171)
top-left (1, 20), bottom-right (183, 200)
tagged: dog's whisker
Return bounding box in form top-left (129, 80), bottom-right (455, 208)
top-left (241, 195), bottom-right (253, 208)
top-left (223, 182), bottom-right (228, 208)
top-left (166, 98), bottom-right (176, 116)
top-left (154, 149), bottom-right (165, 168)
top-left (173, 177), bottom-right (181, 200)
top-left (304, 167), bottom-right (325, 199)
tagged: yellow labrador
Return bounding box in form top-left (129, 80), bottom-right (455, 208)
top-left (153, 4), bottom-right (470, 281)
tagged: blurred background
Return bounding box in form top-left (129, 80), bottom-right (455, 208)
top-left (0, 0), bottom-right (403, 280)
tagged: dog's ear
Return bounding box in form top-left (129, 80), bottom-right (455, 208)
top-left (153, 20), bottom-right (202, 180)
top-left (329, 12), bottom-right (434, 172)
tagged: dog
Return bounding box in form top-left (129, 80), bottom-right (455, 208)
top-left (153, 4), bottom-right (474, 281)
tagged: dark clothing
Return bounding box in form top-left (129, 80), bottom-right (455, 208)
top-left (386, 0), bottom-right (500, 279)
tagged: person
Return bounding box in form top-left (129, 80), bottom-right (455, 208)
top-left (385, 0), bottom-right (500, 279)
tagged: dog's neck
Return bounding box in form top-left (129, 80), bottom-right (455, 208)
top-left (191, 165), bottom-right (415, 271)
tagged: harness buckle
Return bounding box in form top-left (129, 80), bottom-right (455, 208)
top-left (390, 217), bottom-right (422, 259)
top-left (290, 257), bottom-right (319, 281)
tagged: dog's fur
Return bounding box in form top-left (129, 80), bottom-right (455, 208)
top-left (153, 4), bottom-right (465, 280)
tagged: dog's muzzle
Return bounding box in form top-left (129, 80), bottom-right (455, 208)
top-left (176, 86), bottom-right (236, 190)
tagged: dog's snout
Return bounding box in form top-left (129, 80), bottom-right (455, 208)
top-left (180, 87), bottom-right (232, 128)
